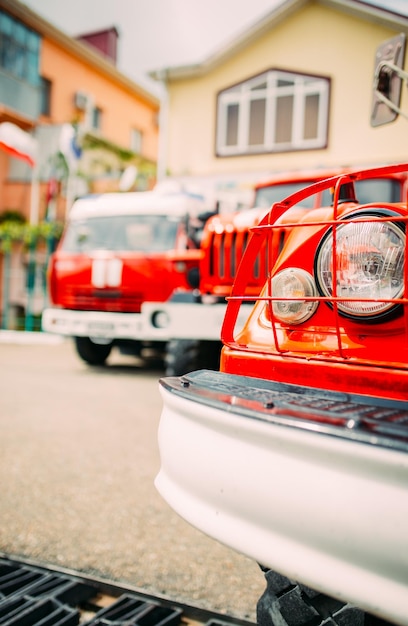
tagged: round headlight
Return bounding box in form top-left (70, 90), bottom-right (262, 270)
top-left (269, 268), bottom-right (318, 324)
top-left (315, 211), bottom-right (405, 320)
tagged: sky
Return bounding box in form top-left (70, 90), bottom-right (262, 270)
top-left (21, 0), bottom-right (408, 97)
top-left (21, 0), bottom-right (279, 96)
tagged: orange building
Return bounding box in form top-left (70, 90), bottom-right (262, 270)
top-left (0, 0), bottom-right (160, 223)
top-left (0, 0), bottom-right (160, 329)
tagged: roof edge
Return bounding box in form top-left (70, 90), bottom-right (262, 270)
top-left (149, 0), bottom-right (408, 82)
top-left (3, 0), bottom-right (159, 107)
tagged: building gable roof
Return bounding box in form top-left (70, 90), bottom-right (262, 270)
top-left (149, 0), bottom-right (408, 81)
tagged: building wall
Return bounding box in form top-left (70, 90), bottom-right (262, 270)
top-left (164, 3), bottom-right (407, 180)
top-left (40, 39), bottom-right (158, 162)
top-left (0, 0), bottom-right (160, 223)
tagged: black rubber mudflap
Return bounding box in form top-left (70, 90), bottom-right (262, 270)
top-left (256, 569), bottom-right (392, 626)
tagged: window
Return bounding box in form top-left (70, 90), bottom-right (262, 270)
top-left (40, 77), bottom-right (51, 116)
top-left (130, 128), bottom-right (143, 154)
top-left (254, 181), bottom-right (330, 210)
top-left (61, 214), bottom-right (181, 253)
top-left (216, 70), bottom-right (330, 156)
top-left (355, 178), bottom-right (403, 204)
top-left (0, 10), bottom-right (41, 86)
top-left (254, 177), bottom-right (402, 211)
top-left (91, 106), bottom-right (102, 131)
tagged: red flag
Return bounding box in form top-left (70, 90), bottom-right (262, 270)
top-left (0, 122), bottom-right (37, 167)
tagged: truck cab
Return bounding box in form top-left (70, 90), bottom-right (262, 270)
top-left (200, 167), bottom-right (406, 299)
top-left (42, 188), bottom-right (206, 366)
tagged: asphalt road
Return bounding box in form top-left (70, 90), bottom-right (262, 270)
top-left (0, 333), bottom-right (264, 621)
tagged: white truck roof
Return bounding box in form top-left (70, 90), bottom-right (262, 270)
top-left (69, 190), bottom-right (207, 220)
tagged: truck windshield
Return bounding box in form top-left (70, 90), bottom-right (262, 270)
top-left (254, 177), bottom-right (401, 209)
top-left (355, 178), bottom-right (402, 203)
top-left (61, 214), bottom-right (181, 253)
top-left (254, 181), bottom-right (331, 209)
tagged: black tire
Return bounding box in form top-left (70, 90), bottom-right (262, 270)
top-left (257, 568), bottom-right (392, 626)
top-left (164, 339), bottom-right (221, 376)
top-left (74, 336), bottom-right (113, 365)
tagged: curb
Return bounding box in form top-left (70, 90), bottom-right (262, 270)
top-left (0, 330), bottom-right (65, 345)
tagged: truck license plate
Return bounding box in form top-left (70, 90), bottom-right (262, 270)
top-left (88, 322), bottom-right (114, 336)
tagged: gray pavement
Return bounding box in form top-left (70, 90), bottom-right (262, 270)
top-left (0, 334), bottom-right (264, 621)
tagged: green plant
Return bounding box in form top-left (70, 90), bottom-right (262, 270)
top-left (0, 220), bottom-right (64, 252)
top-left (0, 209), bottom-right (26, 224)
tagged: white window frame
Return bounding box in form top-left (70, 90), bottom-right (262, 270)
top-left (216, 69), bottom-right (330, 157)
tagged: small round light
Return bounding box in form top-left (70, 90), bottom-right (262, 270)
top-left (174, 262), bottom-right (187, 273)
top-left (315, 212), bottom-right (405, 320)
top-left (151, 310), bottom-right (170, 329)
top-left (270, 268), bottom-right (318, 324)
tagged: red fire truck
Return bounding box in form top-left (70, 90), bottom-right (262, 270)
top-left (42, 161), bottom-right (407, 375)
top-left (42, 188), bottom-right (208, 366)
top-left (41, 167), bottom-right (346, 371)
top-left (145, 167), bottom-right (407, 375)
top-left (155, 34), bottom-right (408, 626)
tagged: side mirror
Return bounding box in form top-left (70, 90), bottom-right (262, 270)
top-left (371, 33), bottom-right (406, 127)
top-left (197, 210), bottom-right (217, 224)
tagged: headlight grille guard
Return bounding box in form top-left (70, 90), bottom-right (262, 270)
top-left (221, 163), bottom-right (408, 358)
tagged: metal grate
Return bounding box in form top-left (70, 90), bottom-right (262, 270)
top-left (0, 561), bottom-right (182, 626)
top-left (205, 228), bottom-right (278, 297)
top-left (0, 559), bottom-right (253, 626)
top-left (0, 596), bottom-right (79, 626)
top-left (85, 596), bottom-right (182, 626)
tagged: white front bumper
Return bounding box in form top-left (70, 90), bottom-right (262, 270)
top-left (141, 302), bottom-right (252, 340)
top-left (41, 308), bottom-right (145, 340)
top-left (156, 370), bottom-right (408, 624)
top-left (42, 302), bottom-right (252, 342)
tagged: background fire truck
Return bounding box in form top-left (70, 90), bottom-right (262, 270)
top-left (41, 187), bottom-right (208, 366)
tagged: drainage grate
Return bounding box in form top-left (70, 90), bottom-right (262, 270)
top-left (83, 596), bottom-right (183, 626)
top-left (0, 561), bottom-right (182, 626)
top-left (0, 559), bottom-right (254, 626)
top-left (0, 597), bottom-right (79, 626)
top-left (0, 564), bottom-right (95, 606)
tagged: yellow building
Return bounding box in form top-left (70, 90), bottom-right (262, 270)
top-left (150, 0), bottom-right (408, 208)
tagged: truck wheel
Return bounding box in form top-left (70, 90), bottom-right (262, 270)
top-left (74, 337), bottom-right (112, 365)
top-left (165, 339), bottom-right (221, 376)
top-left (257, 568), bottom-right (391, 626)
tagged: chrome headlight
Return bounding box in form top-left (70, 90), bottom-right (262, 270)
top-left (315, 211), bottom-right (405, 320)
top-left (270, 268), bottom-right (318, 324)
